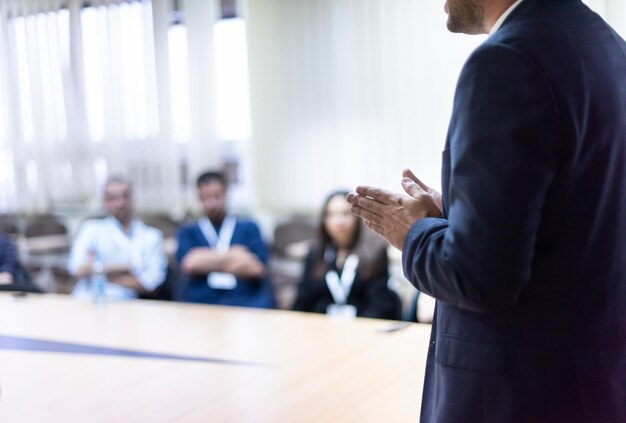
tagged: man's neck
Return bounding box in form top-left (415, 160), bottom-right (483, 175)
top-left (208, 214), bottom-right (226, 230)
top-left (484, 0), bottom-right (519, 33)
top-left (113, 216), bottom-right (133, 233)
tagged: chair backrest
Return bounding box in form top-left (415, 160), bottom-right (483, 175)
top-left (24, 217), bottom-right (67, 238)
top-left (0, 216), bottom-right (19, 238)
top-left (23, 217), bottom-right (70, 254)
top-left (273, 219), bottom-right (318, 258)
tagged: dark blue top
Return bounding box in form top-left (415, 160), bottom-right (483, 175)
top-left (176, 218), bottom-right (275, 308)
top-left (0, 234), bottom-right (18, 277)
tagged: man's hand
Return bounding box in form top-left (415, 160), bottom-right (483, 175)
top-left (74, 250), bottom-right (95, 279)
top-left (347, 173), bottom-right (442, 250)
top-left (222, 246), bottom-right (265, 278)
top-left (403, 168), bottom-right (443, 213)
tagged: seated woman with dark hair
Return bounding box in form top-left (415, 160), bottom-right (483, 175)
top-left (293, 190), bottom-right (401, 320)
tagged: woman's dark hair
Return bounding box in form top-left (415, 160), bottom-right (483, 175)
top-left (312, 190), bottom-right (386, 281)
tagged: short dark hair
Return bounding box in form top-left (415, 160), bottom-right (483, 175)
top-left (196, 171), bottom-right (227, 188)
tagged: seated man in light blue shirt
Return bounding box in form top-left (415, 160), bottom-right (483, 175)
top-left (68, 176), bottom-right (167, 300)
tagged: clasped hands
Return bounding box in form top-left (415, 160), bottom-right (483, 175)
top-left (346, 169), bottom-right (443, 250)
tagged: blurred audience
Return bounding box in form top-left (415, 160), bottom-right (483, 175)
top-left (67, 175), bottom-right (167, 300)
top-left (293, 190), bottom-right (401, 320)
top-left (0, 232), bottom-right (41, 292)
top-left (0, 232), bottom-right (18, 285)
top-left (176, 171), bottom-right (275, 308)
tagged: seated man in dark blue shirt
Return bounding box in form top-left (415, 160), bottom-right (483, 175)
top-left (176, 171), bottom-right (275, 308)
top-left (0, 233), bottom-right (39, 293)
top-left (0, 233), bottom-right (18, 285)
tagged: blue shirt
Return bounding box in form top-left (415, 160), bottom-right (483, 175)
top-left (0, 234), bottom-right (18, 278)
top-left (176, 217), bottom-right (275, 308)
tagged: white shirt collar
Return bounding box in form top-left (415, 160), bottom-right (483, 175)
top-left (490, 0), bottom-right (524, 35)
top-left (105, 215), bottom-right (142, 236)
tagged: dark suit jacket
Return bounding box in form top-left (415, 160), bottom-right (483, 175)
top-left (402, 1), bottom-right (626, 421)
top-left (176, 218), bottom-right (275, 308)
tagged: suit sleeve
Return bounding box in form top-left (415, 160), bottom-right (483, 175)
top-left (403, 43), bottom-right (559, 313)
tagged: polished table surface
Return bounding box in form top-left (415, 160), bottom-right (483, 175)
top-left (0, 293), bottom-right (430, 422)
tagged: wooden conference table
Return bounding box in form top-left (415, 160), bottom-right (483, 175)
top-left (0, 293), bottom-right (430, 422)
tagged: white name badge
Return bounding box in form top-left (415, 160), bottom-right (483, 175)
top-left (326, 303), bottom-right (357, 319)
top-left (208, 272), bottom-right (237, 290)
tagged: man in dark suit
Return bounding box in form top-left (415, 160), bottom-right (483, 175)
top-left (347, 0), bottom-right (626, 421)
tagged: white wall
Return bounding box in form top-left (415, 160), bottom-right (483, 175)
top-left (246, 0), bottom-right (485, 214)
top-left (245, 0), bottom-right (625, 215)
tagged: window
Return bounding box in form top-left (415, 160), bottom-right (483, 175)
top-left (9, 16), bottom-right (35, 144)
top-left (36, 10), bottom-right (68, 142)
top-left (213, 17), bottom-right (251, 142)
top-left (81, 6), bottom-right (107, 142)
top-left (168, 23), bottom-right (192, 143)
top-left (81, 2), bottom-right (159, 142)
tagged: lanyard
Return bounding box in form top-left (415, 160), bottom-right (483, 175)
top-left (325, 254), bottom-right (359, 305)
top-left (198, 216), bottom-right (236, 252)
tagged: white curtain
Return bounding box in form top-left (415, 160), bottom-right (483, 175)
top-left (0, 0), bottom-right (222, 217)
top-left (0, 0), bottom-right (72, 212)
top-left (245, 0), bottom-right (626, 214)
